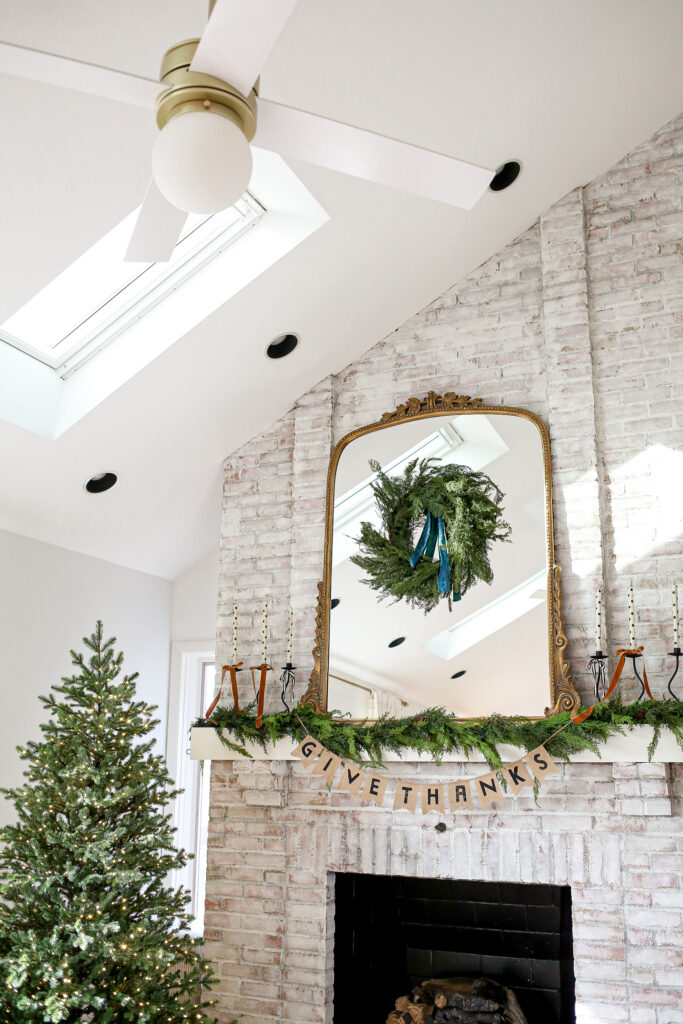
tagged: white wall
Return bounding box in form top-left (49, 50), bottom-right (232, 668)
top-left (0, 528), bottom-right (172, 824)
top-left (171, 548), bottom-right (219, 644)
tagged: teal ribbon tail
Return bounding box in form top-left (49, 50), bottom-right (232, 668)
top-left (437, 516), bottom-right (450, 595)
top-left (410, 510), bottom-right (433, 568)
top-left (452, 588), bottom-right (461, 602)
top-left (424, 516), bottom-right (438, 559)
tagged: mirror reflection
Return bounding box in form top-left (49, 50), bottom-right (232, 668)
top-left (327, 412), bottom-right (551, 718)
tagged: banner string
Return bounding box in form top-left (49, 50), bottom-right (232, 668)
top-left (293, 643), bottom-right (650, 789)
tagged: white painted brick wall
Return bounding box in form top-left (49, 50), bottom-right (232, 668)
top-left (209, 113), bottom-right (683, 1022)
top-left (204, 760), bottom-right (683, 1024)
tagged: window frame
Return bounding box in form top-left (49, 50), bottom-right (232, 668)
top-left (166, 641), bottom-right (216, 936)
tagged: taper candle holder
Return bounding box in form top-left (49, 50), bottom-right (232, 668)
top-left (667, 647), bottom-right (682, 700)
top-left (280, 662), bottom-right (296, 711)
top-left (588, 650), bottom-right (607, 702)
top-left (625, 651), bottom-right (647, 701)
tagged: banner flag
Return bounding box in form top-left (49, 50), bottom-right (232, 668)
top-left (446, 779), bottom-right (473, 812)
top-left (393, 781), bottom-right (419, 812)
top-left (336, 763), bottom-right (366, 797)
top-left (505, 758), bottom-right (535, 795)
top-left (290, 735), bottom-right (324, 764)
top-left (420, 784), bottom-right (445, 812)
top-left (291, 737), bottom-right (558, 815)
top-left (311, 750), bottom-right (342, 783)
top-left (360, 772), bottom-right (389, 806)
top-left (474, 771), bottom-right (505, 809)
top-left (525, 744), bottom-right (559, 781)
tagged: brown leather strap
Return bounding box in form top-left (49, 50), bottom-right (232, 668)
top-left (571, 646), bottom-right (650, 724)
top-left (250, 663), bottom-right (271, 728)
top-left (205, 662), bottom-right (243, 718)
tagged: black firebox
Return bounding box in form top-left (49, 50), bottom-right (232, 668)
top-left (333, 874), bottom-right (575, 1024)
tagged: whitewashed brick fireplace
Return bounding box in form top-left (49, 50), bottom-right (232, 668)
top-left (204, 757), bottom-right (682, 1023)
top-left (202, 114), bottom-right (683, 1023)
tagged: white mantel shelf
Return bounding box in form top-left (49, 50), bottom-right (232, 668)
top-left (190, 727), bottom-right (683, 763)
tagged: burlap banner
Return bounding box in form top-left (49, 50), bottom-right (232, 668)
top-left (291, 735), bottom-right (558, 814)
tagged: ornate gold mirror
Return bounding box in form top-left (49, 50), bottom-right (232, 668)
top-left (303, 392), bottom-right (579, 718)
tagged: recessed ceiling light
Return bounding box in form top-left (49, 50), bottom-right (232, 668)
top-left (266, 333), bottom-right (298, 359)
top-left (451, 670), bottom-right (466, 679)
top-left (388, 636), bottom-right (406, 648)
top-left (85, 472), bottom-right (117, 494)
top-left (330, 598), bottom-right (340, 609)
top-left (489, 161), bottom-right (521, 192)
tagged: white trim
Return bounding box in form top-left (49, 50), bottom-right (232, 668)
top-left (167, 640), bottom-right (215, 936)
top-left (189, 725), bottom-right (683, 764)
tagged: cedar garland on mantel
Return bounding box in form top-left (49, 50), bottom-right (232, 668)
top-left (193, 698), bottom-right (683, 769)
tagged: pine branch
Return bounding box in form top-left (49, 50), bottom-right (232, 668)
top-left (195, 698), bottom-right (683, 770)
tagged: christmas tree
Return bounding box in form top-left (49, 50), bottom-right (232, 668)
top-left (0, 622), bottom-right (217, 1023)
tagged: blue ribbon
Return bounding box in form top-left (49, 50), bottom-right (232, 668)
top-left (411, 511), bottom-right (452, 598)
top-left (437, 516), bottom-right (450, 595)
top-left (410, 510), bottom-right (434, 568)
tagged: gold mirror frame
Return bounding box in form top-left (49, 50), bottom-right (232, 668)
top-left (301, 391), bottom-right (580, 717)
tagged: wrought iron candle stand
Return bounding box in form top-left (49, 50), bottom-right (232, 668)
top-left (667, 647), bottom-right (682, 700)
top-left (588, 650), bottom-right (607, 701)
top-left (280, 662), bottom-right (296, 711)
top-left (625, 651), bottom-right (647, 701)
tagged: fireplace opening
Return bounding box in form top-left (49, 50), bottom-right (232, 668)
top-left (333, 874), bottom-right (575, 1024)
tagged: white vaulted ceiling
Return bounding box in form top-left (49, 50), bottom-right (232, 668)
top-left (0, 0), bottom-right (682, 578)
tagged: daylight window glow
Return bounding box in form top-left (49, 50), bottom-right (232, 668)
top-left (0, 195), bottom-right (264, 373)
top-left (563, 445), bottom-right (683, 578)
top-left (612, 444), bottom-right (683, 573)
top-left (425, 568), bottom-right (547, 661)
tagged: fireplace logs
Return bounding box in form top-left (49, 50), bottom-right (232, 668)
top-left (386, 979), bottom-right (528, 1024)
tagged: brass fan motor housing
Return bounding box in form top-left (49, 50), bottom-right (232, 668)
top-left (155, 40), bottom-right (258, 141)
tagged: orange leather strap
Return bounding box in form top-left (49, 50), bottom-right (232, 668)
top-left (250, 664), bottom-right (271, 728)
top-left (572, 646), bottom-right (651, 724)
top-left (205, 662), bottom-right (243, 718)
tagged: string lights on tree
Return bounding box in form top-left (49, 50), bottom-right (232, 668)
top-left (0, 623), bottom-right (217, 1022)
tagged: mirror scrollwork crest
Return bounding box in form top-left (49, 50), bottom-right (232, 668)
top-left (302, 391), bottom-right (580, 719)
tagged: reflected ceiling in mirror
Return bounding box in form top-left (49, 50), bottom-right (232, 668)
top-left (304, 394), bottom-right (578, 720)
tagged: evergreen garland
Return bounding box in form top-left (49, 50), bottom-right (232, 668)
top-left (194, 698), bottom-right (683, 770)
top-left (0, 623), bottom-right (217, 1023)
top-left (350, 457), bottom-right (511, 613)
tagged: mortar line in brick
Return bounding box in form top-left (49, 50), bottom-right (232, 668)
top-left (581, 183), bottom-right (616, 678)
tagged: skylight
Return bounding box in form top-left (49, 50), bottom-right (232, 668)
top-left (0, 194), bottom-right (264, 375)
top-left (0, 150), bottom-right (329, 439)
top-left (424, 568), bottom-right (547, 661)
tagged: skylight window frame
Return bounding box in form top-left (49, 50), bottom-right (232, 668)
top-left (0, 193), bottom-right (265, 378)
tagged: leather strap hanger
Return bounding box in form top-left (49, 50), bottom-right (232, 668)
top-left (572, 646), bottom-right (652, 724)
top-left (250, 663), bottom-right (272, 728)
top-left (205, 662), bottom-right (244, 718)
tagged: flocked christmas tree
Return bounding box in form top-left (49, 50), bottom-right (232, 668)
top-left (0, 623), bottom-right (217, 1023)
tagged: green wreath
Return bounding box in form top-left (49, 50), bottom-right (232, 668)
top-left (350, 457), bottom-right (511, 614)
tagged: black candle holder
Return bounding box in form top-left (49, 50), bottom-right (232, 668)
top-left (280, 662), bottom-right (296, 711)
top-left (588, 650), bottom-right (607, 701)
top-left (625, 651), bottom-right (647, 700)
top-left (667, 647), bottom-right (682, 700)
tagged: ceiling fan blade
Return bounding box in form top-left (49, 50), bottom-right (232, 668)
top-left (190, 0), bottom-right (299, 97)
top-left (125, 181), bottom-right (188, 263)
top-left (255, 99), bottom-right (494, 210)
top-left (0, 40), bottom-right (159, 108)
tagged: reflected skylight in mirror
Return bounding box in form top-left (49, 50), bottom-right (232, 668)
top-left (0, 194), bottom-right (264, 373)
top-left (328, 413), bottom-right (551, 717)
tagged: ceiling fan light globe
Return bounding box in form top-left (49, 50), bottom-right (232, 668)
top-left (151, 110), bottom-right (252, 215)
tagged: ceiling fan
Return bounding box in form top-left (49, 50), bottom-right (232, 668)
top-left (0, 0), bottom-right (495, 263)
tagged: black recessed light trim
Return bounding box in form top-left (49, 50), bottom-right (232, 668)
top-left (266, 333), bottom-right (299, 360)
top-left (450, 670), bottom-right (466, 679)
top-left (330, 598), bottom-right (340, 609)
top-left (85, 472), bottom-right (117, 494)
top-left (489, 160), bottom-right (521, 192)
top-left (388, 636), bottom-right (406, 648)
